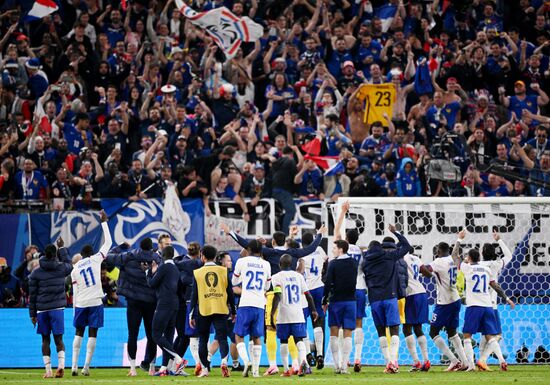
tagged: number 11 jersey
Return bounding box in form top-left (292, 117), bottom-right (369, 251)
top-left (71, 252), bottom-right (105, 308)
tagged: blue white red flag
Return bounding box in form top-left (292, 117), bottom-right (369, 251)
top-left (25, 0), bottom-right (58, 22)
top-left (176, 0), bottom-right (262, 59)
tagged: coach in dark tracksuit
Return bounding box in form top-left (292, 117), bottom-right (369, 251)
top-left (29, 239), bottom-right (72, 378)
top-left (173, 242), bottom-right (202, 360)
top-left (146, 246), bottom-right (186, 375)
top-left (106, 238), bottom-right (161, 374)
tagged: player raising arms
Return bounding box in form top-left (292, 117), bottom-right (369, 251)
top-left (298, 232), bottom-right (328, 369)
top-left (232, 240), bottom-right (271, 377)
top-left (419, 242), bottom-right (469, 371)
top-left (70, 210), bottom-right (112, 376)
top-left (271, 254), bottom-right (319, 376)
top-left (334, 201), bottom-right (367, 373)
top-left (479, 231), bottom-right (513, 362)
top-left (402, 247), bottom-right (430, 372)
top-left (451, 230), bottom-right (515, 371)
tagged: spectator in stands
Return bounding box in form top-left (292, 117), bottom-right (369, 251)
top-left (14, 158), bottom-right (50, 200)
top-left (294, 159), bottom-right (324, 201)
top-left (0, 257), bottom-right (21, 308)
top-left (241, 162), bottom-right (272, 206)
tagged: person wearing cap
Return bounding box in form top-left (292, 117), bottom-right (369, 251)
top-left (212, 83), bottom-right (240, 130)
top-left (241, 162), bottom-right (272, 207)
top-left (169, 134), bottom-right (196, 170)
top-left (499, 79), bottom-right (549, 119)
top-left (337, 61), bottom-right (362, 93)
top-left (25, 58), bottom-right (49, 100)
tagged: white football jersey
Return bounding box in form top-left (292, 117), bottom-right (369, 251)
top-left (300, 246), bottom-right (328, 291)
top-left (348, 244), bottom-right (366, 290)
top-left (232, 256), bottom-right (271, 308)
top-left (482, 239), bottom-right (513, 308)
top-left (429, 256), bottom-right (460, 305)
top-left (272, 270), bottom-right (308, 324)
top-left (404, 253), bottom-right (426, 296)
top-left (460, 262), bottom-right (493, 307)
top-left (71, 222), bottom-right (112, 308)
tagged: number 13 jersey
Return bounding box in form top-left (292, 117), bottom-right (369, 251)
top-left (271, 270), bottom-right (308, 324)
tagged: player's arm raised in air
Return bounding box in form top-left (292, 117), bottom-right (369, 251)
top-left (387, 224), bottom-right (411, 259)
top-left (451, 229), bottom-right (466, 268)
top-left (97, 210), bottom-right (113, 258)
top-left (334, 201), bottom-right (350, 241)
top-left (489, 280), bottom-right (515, 309)
top-left (289, 224), bottom-right (327, 258)
top-left (493, 231), bottom-right (513, 267)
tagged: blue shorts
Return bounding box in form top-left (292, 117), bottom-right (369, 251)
top-left (276, 322), bottom-right (307, 341)
top-left (73, 305), bottom-right (104, 329)
top-left (309, 287), bottom-right (325, 318)
top-left (37, 309), bottom-right (64, 336)
top-left (328, 301), bottom-right (356, 330)
top-left (370, 298), bottom-right (400, 327)
top-left (463, 306), bottom-right (499, 335)
top-left (404, 293), bottom-right (429, 325)
top-left (431, 299), bottom-right (461, 329)
top-left (234, 307), bottom-right (264, 338)
top-left (185, 303), bottom-right (198, 337)
top-left (355, 289), bottom-right (367, 319)
top-left (493, 308), bottom-right (502, 334)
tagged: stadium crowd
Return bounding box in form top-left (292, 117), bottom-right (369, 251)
top-left (0, 0), bottom-right (550, 217)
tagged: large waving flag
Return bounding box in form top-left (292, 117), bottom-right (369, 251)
top-left (305, 155), bottom-right (340, 170)
top-left (24, 0), bottom-right (58, 22)
top-left (162, 184), bottom-right (188, 246)
top-left (176, 0), bottom-right (263, 59)
top-left (375, 4), bottom-right (397, 33)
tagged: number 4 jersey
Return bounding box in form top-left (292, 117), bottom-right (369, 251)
top-left (271, 270), bottom-right (309, 324)
top-left (232, 256), bottom-right (271, 309)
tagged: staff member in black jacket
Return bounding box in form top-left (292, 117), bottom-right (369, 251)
top-left (29, 238), bottom-right (72, 379)
top-left (106, 238), bottom-right (161, 376)
top-left (146, 246), bottom-right (188, 376)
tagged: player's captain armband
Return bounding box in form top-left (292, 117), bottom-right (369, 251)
top-left (273, 286), bottom-right (283, 294)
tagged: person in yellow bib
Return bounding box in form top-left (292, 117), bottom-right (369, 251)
top-left (189, 245), bottom-right (236, 378)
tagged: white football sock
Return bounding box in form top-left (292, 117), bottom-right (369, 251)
top-left (281, 343), bottom-right (289, 371)
top-left (433, 335), bottom-right (458, 363)
top-left (338, 329), bottom-right (344, 367)
top-left (129, 359), bottom-right (136, 370)
top-left (248, 341), bottom-right (254, 363)
top-left (84, 337), bottom-right (96, 369)
top-left (449, 334), bottom-right (467, 364)
top-left (479, 337), bottom-right (488, 358)
top-left (167, 359), bottom-right (174, 372)
top-left (57, 351), bottom-right (65, 369)
top-left (236, 342), bottom-right (250, 364)
top-left (43, 356), bottom-right (51, 372)
top-left (417, 335), bottom-right (429, 362)
top-left (378, 337), bottom-right (390, 364)
top-left (487, 338), bottom-right (505, 363)
top-left (252, 345), bottom-right (262, 374)
top-left (72, 335), bottom-right (82, 371)
top-left (297, 340), bottom-right (307, 364)
top-left (190, 337), bottom-right (200, 365)
top-left (330, 336), bottom-right (340, 369)
top-left (304, 331), bottom-right (311, 354)
top-left (405, 335), bottom-right (419, 363)
top-left (342, 337), bottom-right (352, 368)
top-left (354, 328), bottom-right (364, 362)
top-left (463, 338), bottom-right (474, 368)
top-left (314, 327), bottom-right (324, 356)
top-left (390, 335), bottom-right (400, 364)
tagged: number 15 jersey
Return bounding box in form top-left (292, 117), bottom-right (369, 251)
top-left (429, 256), bottom-right (460, 305)
top-left (232, 256), bottom-right (271, 308)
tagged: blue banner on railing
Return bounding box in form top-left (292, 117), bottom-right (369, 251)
top-left (0, 305), bottom-right (548, 368)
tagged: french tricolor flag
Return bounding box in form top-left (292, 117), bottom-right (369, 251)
top-left (305, 155), bottom-right (344, 176)
top-left (25, 0), bottom-right (58, 22)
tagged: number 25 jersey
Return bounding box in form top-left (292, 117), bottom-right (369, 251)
top-left (232, 256), bottom-right (271, 308)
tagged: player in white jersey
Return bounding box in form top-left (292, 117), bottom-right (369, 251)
top-left (334, 201), bottom-right (366, 373)
top-left (231, 240), bottom-right (271, 377)
top-left (298, 232), bottom-right (328, 369)
top-left (479, 232), bottom-right (513, 355)
top-left (451, 230), bottom-right (515, 371)
top-left (420, 241), bottom-right (469, 371)
top-left (271, 254), bottom-right (319, 376)
top-left (70, 211), bottom-right (112, 376)
top-left (402, 250), bottom-right (430, 372)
